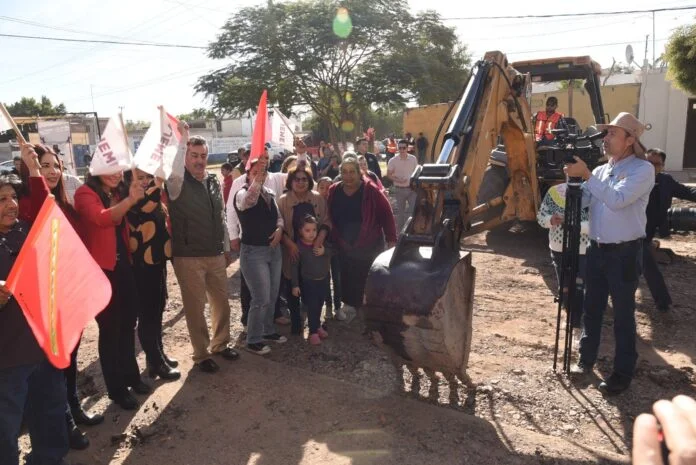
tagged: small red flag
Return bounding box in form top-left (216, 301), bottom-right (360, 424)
top-left (6, 196), bottom-right (112, 369)
top-left (247, 89), bottom-right (268, 171)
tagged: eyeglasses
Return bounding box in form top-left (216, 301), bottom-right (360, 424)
top-left (293, 178), bottom-right (309, 183)
top-left (398, 147), bottom-right (408, 150)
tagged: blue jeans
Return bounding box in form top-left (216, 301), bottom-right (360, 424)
top-left (240, 244), bottom-right (282, 344)
top-left (302, 277), bottom-right (329, 334)
top-left (0, 359), bottom-right (68, 465)
top-left (579, 240), bottom-right (643, 378)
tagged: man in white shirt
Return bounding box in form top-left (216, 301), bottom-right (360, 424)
top-left (227, 150), bottom-right (288, 329)
top-left (386, 140), bottom-right (418, 231)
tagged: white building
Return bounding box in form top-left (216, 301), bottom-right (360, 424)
top-left (638, 70), bottom-right (696, 179)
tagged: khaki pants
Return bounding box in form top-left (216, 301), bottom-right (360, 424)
top-left (172, 256), bottom-right (231, 363)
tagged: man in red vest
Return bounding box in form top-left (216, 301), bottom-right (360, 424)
top-left (534, 97), bottom-right (566, 146)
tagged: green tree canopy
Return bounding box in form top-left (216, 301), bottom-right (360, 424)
top-left (5, 96), bottom-right (66, 117)
top-left (664, 21), bottom-right (696, 95)
top-left (195, 0), bottom-right (470, 143)
top-left (176, 107), bottom-right (216, 121)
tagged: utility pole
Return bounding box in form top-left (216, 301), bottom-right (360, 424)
top-left (652, 10), bottom-right (656, 67)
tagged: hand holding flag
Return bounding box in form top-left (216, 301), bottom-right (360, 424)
top-left (89, 114), bottom-right (133, 176)
top-left (133, 106), bottom-right (182, 179)
top-left (247, 90), bottom-right (268, 171)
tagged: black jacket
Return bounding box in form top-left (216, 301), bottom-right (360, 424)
top-left (646, 172), bottom-right (696, 240)
top-left (363, 152), bottom-right (382, 180)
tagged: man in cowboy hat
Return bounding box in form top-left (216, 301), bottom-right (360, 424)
top-left (564, 112), bottom-right (655, 395)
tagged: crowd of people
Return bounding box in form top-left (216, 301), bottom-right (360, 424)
top-left (1, 111), bottom-right (695, 465)
top-left (0, 122), bottom-right (412, 464)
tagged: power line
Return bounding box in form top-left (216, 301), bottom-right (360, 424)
top-left (0, 33), bottom-right (207, 49)
top-left (471, 37), bottom-right (669, 57)
top-left (0, 15), bottom-right (167, 45)
top-left (442, 5), bottom-right (696, 20)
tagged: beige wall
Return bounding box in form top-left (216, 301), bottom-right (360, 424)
top-left (531, 83), bottom-right (641, 130)
top-left (638, 71), bottom-right (693, 172)
top-left (403, 102), bottom-right (456, 163)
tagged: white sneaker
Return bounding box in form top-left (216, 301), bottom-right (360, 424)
top-left (334, 307), bottom-right (347, 321)
top-left (343, 305), bottom-right (358, 324)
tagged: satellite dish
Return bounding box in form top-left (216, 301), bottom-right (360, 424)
top-left (625, 45), bottom-right (634, 65)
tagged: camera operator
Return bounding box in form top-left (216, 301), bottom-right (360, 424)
top-left (564, 112), bottom-right (654, 395)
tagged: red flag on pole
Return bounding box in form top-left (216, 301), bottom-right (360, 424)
top-left (247, 90), bottom-right (268, 171)
top-left (6, 196), bottom-right (112, 368)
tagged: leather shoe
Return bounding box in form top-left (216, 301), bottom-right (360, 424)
top-left (215, 347), bottom-right (240, 361)
top-left (113, 392), bottom-right (139, 411)
top-left (197, 358), bottom-right (220, 373)
top-left (68, 425), bottom-right (89, 450)
top-left (598, 373), bottom-right (631, 396)
top-left (163, 354), bottom-right (179, 368)
top-left (148, 363), bottom-right (182, 381)
top-left (129, 380), bottom-right (152, 395)
top-left (71, 407), bottom-right (104, 426)
top-left (569, 361), bottom-right (593, 375)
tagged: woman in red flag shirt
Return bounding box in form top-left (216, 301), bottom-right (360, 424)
top-left (24, 145), bottom-right (105, 449)
top-left (74, 168), bottom-right (147, 411)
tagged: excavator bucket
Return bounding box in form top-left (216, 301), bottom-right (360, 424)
top-left (362, 243), bottom-right (475, 381)
top-left (362, 52), bottom-right (537, 382)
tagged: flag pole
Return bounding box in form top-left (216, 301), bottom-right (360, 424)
top-left (118, 112), bottom-right (136, 178)
top-left (0, 103), bottom-right (28, 145)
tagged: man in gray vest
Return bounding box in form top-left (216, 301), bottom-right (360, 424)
top-left (167, 122), bottom-right (239, 373)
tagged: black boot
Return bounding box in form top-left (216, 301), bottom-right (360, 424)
top-left (71, 406), bottom-right (105, 426)
top-left (129, 380), bottom-right (153, 395)
top-left (148, 362), bottom-right (181, 381)
top-left (163, 353), bottom-right (179, 368)
top-left (68, 425), bottom-right (89, 450)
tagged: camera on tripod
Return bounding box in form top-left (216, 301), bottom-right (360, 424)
top-left (549, 127), bottom-right (607, 165)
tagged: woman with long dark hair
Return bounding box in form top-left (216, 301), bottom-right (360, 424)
top-left (124, 169), bottom-right (180, 381)
top-left (18, 145), bottom-right (101, 448)
top-left (30, 145), bottom-right (104, 449)
top-left (74, 168), bottom-right (148, 410)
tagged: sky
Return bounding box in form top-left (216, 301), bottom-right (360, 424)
top-left (0, 0), bottom-right (694, 122)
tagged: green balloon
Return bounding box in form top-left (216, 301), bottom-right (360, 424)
top-left (332, 14), bottom-right (352, 38)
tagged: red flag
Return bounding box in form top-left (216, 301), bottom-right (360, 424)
top-left (6, 196), bottom-right (112, 368)
top-left (247, 90), bottom-right (268, 171)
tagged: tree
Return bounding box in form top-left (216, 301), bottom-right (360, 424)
top-left (125, 120), bottom-right (151, 131)
top-left (195, 0), bottom-right (470, 144)
top-left (176, 108), bottom-right (216, 121)
top-left (664, 21), bottom-right (696, 95)
top-left (5, 96), bottom-right (66, 117)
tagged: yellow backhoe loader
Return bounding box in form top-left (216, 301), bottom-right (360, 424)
top-left (362, 51), bottom-right (607, 382)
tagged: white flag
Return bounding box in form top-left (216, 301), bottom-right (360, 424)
top-left (0, 104), bottom-right (16, 133)
top-left (133, 108), bottom-right (181, 179)
top-left (270, 109), bottom-right (294, 152)
top-left (89, 115), bottom-right (133, 176)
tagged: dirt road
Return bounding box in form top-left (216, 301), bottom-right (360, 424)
top-left (21, 219), bottom-right (696, 465)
